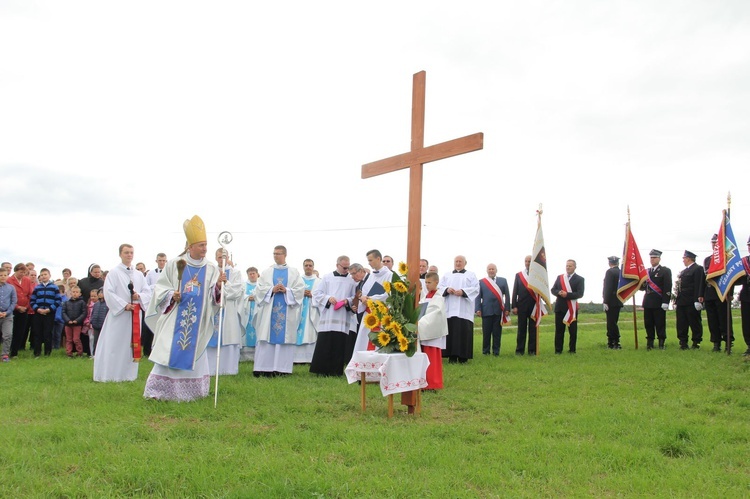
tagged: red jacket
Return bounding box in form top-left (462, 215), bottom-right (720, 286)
top-left (8, 275), bottom-right (34, 311)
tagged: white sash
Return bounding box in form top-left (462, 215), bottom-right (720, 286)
top-left (561, 274), bottom-right (577, 325)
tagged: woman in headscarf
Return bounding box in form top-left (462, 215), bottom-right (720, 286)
top-left (77, 264), bottom-right (104, 356)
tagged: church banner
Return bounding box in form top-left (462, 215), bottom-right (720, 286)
top-left (617, 223), bottom-right (647, 303)
top-left (528, 211), bottom-right (550, 325)
top-left (706, 210), bottom-right (746, 302)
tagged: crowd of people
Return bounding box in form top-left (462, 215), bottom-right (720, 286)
top-left (2, 221), bottom-right (749, 405)
top-left (601, 235), bottom-right (750, 356)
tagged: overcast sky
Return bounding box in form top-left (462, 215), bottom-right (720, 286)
top-left (2, 1), bottom-right (749, 303)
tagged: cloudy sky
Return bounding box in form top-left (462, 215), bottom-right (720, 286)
top-left (2, 0), bottom-right (749, 303)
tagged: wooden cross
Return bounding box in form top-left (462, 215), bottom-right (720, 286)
top-left (361, 71), bottom-right (484, 287)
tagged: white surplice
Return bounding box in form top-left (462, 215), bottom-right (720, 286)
top-left (207, 264), bottom-right (244, 375)
top-left (93, 263), bottom-right (152, 382)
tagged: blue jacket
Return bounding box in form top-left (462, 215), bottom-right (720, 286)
top-left (55, 295), bottom-right (69, 324)
top-left (90, 300), bottom-right (109, 330)
top-left (31, 282), bottom-right (62, 312)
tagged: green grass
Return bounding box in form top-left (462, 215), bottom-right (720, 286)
top-left (2, 312), bottom-right (749, 497)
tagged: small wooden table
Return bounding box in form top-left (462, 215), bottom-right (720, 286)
top-left (345, 351), bottom-right (430, 417)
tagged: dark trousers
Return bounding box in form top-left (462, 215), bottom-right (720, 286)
top-left (515, 307), bottom-right (537, 355)
top-left (741, 301), bottom-right (750, 348)
top-left (32, 312), bottom-right (55, 356)
top-left (344, 328), bottom-right (359, 366)
top-left (81, 331), bottom-right (91, 356)
top-left (92, 328), bottom-right (101, 355)
top-left (141, 323), bottom-right (154, 357)
top-left (605, 307), bottom-right (621, 345)
top-left (10, 311), bottom-right (29, 356)
top-left (704, 299), bottom-right (732, 344)
top-left (481, 314), bottom-right (502, 355)
top-left (676, 305), bottom-right (703, 345)
top-left (554, 311), bottom-right (578, 353)
top-left (643, 307), bottom-right (667, 341)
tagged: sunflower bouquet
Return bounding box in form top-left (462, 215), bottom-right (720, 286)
top-left (365, 262), bottom-right (421, 356)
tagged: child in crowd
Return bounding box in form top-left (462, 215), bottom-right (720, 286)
top-left (53, 284), bottom-right (68, 349)
top-left (417, 271), bottom-right (449, 390)
top-left (30, 268), bottom-right (61, 357)
top-left (62, 286), bottom-right (87, 357)
top-left (0, 268), bottom-right (17, 362)
top-left (89, 288), bottom-right (108, 357)
top-left (82, 289), bottom-right (97, 356)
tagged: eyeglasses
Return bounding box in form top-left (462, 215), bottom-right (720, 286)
top-left (383, 260), bottom-right (392, 263)
top-left (338, 264), bottom-right (349, 271)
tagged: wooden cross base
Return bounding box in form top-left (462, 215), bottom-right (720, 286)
top-left (359, 373), bottom-right (422, 418)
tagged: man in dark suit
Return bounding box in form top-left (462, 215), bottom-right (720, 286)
top-left (512, 255), bottom-right (538, 355)
top-left (739, 236), bottom-right (750, 356)
top-left (475, 263), bottom-right (510, 356)
top-left (642, 249), bottom-right (672, 350)
top-left (703, 234), bottom-right (733, 352)
top-left (602, 256), bottom-right (623, 349)
top-left (675, 250), bottom-right (704, 350)
top-left (551, 259), bottom-right (585, 354)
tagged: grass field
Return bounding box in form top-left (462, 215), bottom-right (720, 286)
top-left (2, 312), bottom-right (749, 497)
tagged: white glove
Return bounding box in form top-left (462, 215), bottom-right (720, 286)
top-left (603, 304), bottom-right (609, 312)
top-left (694, 302), bottom-right (702, 311)
top-left (661, 303), bottom-right (668, 311)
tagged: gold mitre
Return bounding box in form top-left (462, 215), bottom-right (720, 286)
top-left (183, 215), bottom-right (207, 246)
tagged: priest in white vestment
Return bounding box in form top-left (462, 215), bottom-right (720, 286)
top-left (93, 244), bottom-right (152, 382)
top-left (239, 267), bottom-right (258, 362)
top-left (353, 249), bottom-right (393, 353)
top-left (440, 255), bottom-right (480, 363)
top-left (293, 259), bottom-right (321, 363)
top-left (143, 215), bottom-right (223, 402)
top-left (309, 256), bottom-right (357, 376)
top-left (206, 248), bottom-right (244, 376)
top-left (252, 245), bottom-right (305, 377)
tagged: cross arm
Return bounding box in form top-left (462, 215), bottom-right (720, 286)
top-left (361, 132), bottom-right (483, 179)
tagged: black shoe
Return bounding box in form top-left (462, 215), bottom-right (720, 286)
top-left (607, 343), bottom-right (614, 349)
top-left (680, 343), bottom-right (689, 350)
top-left (743, 349), bottom-right (750, 357)
top-left (613, 344), bottom-right (622, 350)
top-left (568, 350), bottom-right (576, 354)
top-left (691, 342), bottom-right (700, 350)
top-left (515, 351), bottom-right (524, 356)
top-left (658, 340), bottom-right (665, 350)
top-left (555, 351), bottom-right (562, 355)
top-left (712, 343), bottom-right (721, 352)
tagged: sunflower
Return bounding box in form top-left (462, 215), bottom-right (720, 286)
top-left (366, 299), bottom-right (376, 311)
top-left (381, 315), bottom-right (393, 330)
top-left (398, 335), bottom-right (409, 352)
top-left (377, 331), bottom-right (391, 346)
top-left (398, 261), bottom-right (408, 275)
top-left (383, 281), bottom-right (391, 293)
top-left (377, 302), bottom-right (389, 315)
top-left (389, 321), bottom-right (403, 335)
top-left (393, 281), bottom-right (408, 293)
top-left (364, 313), bottom-right (380, 330)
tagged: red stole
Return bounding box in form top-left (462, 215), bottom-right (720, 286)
top-left (131, 303), bottom-right (142, 362)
